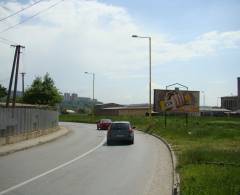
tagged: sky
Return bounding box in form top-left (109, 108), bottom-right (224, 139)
top-left (0, 0), bottom-right (240, 106)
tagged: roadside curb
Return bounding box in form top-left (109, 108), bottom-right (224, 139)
top-left (140, 130), bottom-right (180, 195)
top-left (0, 126), bottom-right (70, 157)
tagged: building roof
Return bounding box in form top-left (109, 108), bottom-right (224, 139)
top-left (0, 102), bottom-right (56, 110)
top-left (103, 106), bottom-right (148, 110)
top-left (65, 109), bottom-right (76, 113)
top-left (200, 106), bottom-right (230, 112)
top-left (154, 89), bottom-right (199, 92)
top-left (96, 103), bottom-right (123, 108)
top-left (221, 96), bottom-right (238, 99)
top-left (229, 109), bottom-right (240, 113)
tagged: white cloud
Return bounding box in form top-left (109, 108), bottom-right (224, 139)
top-left (0, 0), bottom-right (240, 104)
top-left (151, 81), bottom-right (162, 90)
top-left (153, 31), bottom-right (240, 64)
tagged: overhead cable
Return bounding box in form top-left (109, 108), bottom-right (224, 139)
top-left (0, 0), bottom-right (46, 22)
top-left (0, 40), bottom-right (10, 46)
top-left (0, 36), bottom-right (18, 45)
top-left (0, 0), bottom-right (65, 34)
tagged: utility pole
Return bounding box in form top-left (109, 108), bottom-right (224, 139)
top-left (6, 45), bottom-right (25, 108)
top-left (6, 46), bottom-right (18, 107)
top-left (20, 72), bottom-right (26, 95)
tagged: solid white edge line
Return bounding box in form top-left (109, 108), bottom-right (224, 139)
top-left (0, 137), bottom-right (106, 195)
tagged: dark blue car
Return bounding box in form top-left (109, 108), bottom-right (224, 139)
top-left (107, 121), bottom-right (135, 145)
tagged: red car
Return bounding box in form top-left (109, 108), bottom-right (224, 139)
top-left (97, 119), bottom-right (112, 130)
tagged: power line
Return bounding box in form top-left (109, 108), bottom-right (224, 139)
top-left (0, 77), bottom-right (10, 83)
top-left (0, 0), bottom-right (46, 22)
top-left (0, 40), bottom-right (10, 46)
top-left (0, 0), bottom-right (65, 34)
top-left (0, 36), bottom-right (18, 45)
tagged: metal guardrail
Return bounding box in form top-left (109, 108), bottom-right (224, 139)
top-left (0, 107), bottom-right (58, 137)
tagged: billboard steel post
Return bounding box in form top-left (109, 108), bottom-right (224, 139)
top-left (163, 83), bottom-right (193, 129)
top-left (164, 111), bottom-right (167, 128)
top-left (185, 113), bottom-right (188, 129)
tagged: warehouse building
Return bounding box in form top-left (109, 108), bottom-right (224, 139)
top-left (200, 106), bottom-right (230, 116)
top-left (95, 103), bottom-right (149, 116)
top-left (221, 77), bottom-right (240, 111)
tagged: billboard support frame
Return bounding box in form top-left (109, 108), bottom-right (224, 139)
top-left (186, 113), bottom-right (188, 129)
top-left (164, 83), bottom-right (189, 128)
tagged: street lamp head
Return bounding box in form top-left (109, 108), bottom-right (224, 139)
top-left (132, 35), bottom-right (138, 38)
top-left (84, 72), bottom-right (88, 74)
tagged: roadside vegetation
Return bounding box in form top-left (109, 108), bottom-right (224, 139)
top-left (0, 84), bottom-right (7, 99)
top-left (23, 73), bottom-right (62, 106)
top-left (0, 73), bottom-right (62, 106)
top-left (59, 114), bottom-right (240, 195)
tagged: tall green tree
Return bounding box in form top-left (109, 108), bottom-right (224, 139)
top-left (0, 84), bottom-right (7, 99)
top-left (23, 73), bottom-right (62, 106)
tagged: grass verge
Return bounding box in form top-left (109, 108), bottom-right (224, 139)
top-left (59, 114), bottom-right (240, 194)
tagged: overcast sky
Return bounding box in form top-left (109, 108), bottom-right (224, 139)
top-left (0, 0), bottom-right (240, 106)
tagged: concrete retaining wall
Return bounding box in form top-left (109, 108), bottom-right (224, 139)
top-left (0, 107), bottom-right (58, 145)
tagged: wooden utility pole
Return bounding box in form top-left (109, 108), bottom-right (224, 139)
top-left (6, 46), bottom-right (18, 107)
top-left (6, 45), bottom-right (25, 108)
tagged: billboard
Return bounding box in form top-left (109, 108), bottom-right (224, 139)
top-left (154, 89), bottom-right (200, 113)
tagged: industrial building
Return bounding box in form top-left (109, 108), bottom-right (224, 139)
top-left (200, 106), bottom-right (230, 116)
top-left (95, 103), bottom-right (149, 116)
top-left (221, 77), bottom-right (240, 111)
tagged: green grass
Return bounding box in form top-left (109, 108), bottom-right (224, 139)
top-left (181, 165), bottom-right (240, 195)
top-left (59, 114), bottom-right (240, 195)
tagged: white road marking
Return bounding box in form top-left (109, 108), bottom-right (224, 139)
top-left (0, 137), bottom-right (106, 195)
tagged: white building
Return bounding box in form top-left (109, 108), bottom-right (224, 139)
top-left (64, 93), bottom-right (71, 101)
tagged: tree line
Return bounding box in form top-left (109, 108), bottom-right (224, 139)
top-left (0, 73), bottom-right (62, 106)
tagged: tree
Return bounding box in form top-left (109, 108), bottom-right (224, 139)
top-left (0, 84), bottom-right (7, 99)
top-left (23, 73), bottom-right (62, 106)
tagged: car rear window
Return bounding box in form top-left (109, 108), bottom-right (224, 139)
top-left (101, 119), bottom-right (111, 123)
top-left (111, 123), bottom-right (130, 130)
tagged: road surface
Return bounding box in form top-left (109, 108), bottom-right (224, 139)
top-left (0, 122), bottom-right (173, 195)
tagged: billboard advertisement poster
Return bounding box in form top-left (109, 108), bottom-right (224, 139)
top-left (154, 89), bottom-right (199, 113)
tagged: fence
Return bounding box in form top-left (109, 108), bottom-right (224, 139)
top-left (0, 107), bottom-right (58, 139)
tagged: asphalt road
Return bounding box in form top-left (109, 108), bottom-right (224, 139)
top-left (0, 122), bottom-right (173, 195)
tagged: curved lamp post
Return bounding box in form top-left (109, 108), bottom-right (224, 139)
top-left (132, 34), bottom-right (152, 117)
top-left (85, 72), bottom-right (95, 116)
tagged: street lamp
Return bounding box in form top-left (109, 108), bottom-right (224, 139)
top-left (132, 34), bottom-right (152, 117)
top-left (217, 97), bottom-right (221, 107)
top-left (85, 72), bottom-right (95, 116)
